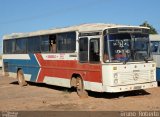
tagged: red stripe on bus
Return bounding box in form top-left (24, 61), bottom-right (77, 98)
top-left (35, 54), bottom-right (102, 83)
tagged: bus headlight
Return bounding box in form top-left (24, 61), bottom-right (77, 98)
top-left (150, 70), bottom-right (154, 75)
top-left (151, 75), bottom-right (154, 79)
top-left (152, 64), bottom-right (155, 68)
top-left (114, 73), bottom-right (118, 78)
top-left (114, 79), bottom-right (118, 84)
top-left (150, 70), bottom-right (155, 79)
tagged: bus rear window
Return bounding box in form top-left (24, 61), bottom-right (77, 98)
top-left (15, 38), bottom-right (27, 54)
top-left (3, 40), bottom-right (16, 54)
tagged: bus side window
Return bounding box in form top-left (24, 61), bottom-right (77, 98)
top-left (49, 35), bottom-right (57, 53)
top-left (3, 39), bottom-right (16, 54)
top-left (79, 37), bottom-right (88, 62)
top-left (15, 38), bottom-right (27, 54)
top-left (151, 41), bottom-right (159, 54)
top-left (41, 35), bottom-right (49, 53)
top-left (89, 38), bottom-right (100, 62)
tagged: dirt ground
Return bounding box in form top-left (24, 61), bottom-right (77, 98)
top-left (0, 71), bottom-right (160, 111)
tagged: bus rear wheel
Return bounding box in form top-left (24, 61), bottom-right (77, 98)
top-left (76, 77), bottom-right (88, 98)
top-left (17, 70), bottom-right (27, 86)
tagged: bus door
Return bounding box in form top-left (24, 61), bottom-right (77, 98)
top-left (89, 37), bottom-right (100, 62)
top-left (88, 37), bottom-right (101, 86)
top-left (79, 36), bottom-right (101, 88)
top-left (79, 37), bottom-right (100, 63)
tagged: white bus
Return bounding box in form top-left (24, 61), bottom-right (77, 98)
top-left (2, 23), bottom-right (157, 98)
top-left (150, 34), bottom-right (160, 82)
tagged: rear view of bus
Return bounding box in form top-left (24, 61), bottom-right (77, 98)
top-left (150, 34), bottom-right (160, 82)
top-left (102, 27), bottom-right (157, 92)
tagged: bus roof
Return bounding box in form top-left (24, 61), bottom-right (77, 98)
top-left (3, 23), bottom-right (149, 39)
top-left (150, 34), bottom-right (160, 41)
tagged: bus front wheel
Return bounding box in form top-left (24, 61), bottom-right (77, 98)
top-left (17, 70), bottom-right (27, 86)
top-left (76, 77), bottom-right (88, 98)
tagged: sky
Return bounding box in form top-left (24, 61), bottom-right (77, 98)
top-left (0, 0), bottom-right (160, 53)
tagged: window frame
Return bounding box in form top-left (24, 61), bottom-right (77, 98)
top-left (151, 41), bottom-right (160, 55)
top-left (56, 31), bottom-right (76, 53)
top-left (40, 35), bottom-right (50, 53)
top-left (3, 31), bottom-right (77, 54)
top-left (15, 38), bottom-right (27, 54)
top-left (89, 38), bottom-right (100, 63)
top-left (3, 39), bottom-right (16, 54)
top-left (79, 37), bottom-right (89, 63)
top-left (27, 36), bottom-right (41, 53)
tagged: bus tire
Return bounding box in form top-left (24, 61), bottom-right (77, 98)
top-left (76, 77), bottom-right (88, 98)
top-left (70, 77), bottom-right (77, 87)
top-left (17, 69), bottom-right (27, 86)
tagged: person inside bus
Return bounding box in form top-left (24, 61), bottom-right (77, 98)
top-left (50, 39), bottom-right (56, 53)
top-left (103, 51), bottom-right (109, 62)
top-left (114, 51), bottom-right (127, 61)
top-left (115, 53), bottom-right (124, 59)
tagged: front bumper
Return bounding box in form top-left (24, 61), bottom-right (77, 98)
top-left (103, 81), bottom-right (157, 93)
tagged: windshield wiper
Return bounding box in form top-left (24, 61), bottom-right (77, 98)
top-left (144, 56), bottom-right (153, 63)
top-left (122, 52), bottom-right (131, 64)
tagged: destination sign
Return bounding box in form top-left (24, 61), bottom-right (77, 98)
top-left (106, 28), bottom-right (149, 34)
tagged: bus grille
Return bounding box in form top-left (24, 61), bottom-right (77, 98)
top-left (118, 70), bottom-right (151, 85)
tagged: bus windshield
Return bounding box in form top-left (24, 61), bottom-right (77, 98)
top-left (104, 33), bottom-right (150, 63)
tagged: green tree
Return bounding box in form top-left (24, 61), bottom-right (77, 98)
top-left (140, 21), bottom-right (158, 34)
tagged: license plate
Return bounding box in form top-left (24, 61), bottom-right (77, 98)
top-left (134, 86), bottom-right (142, 90)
